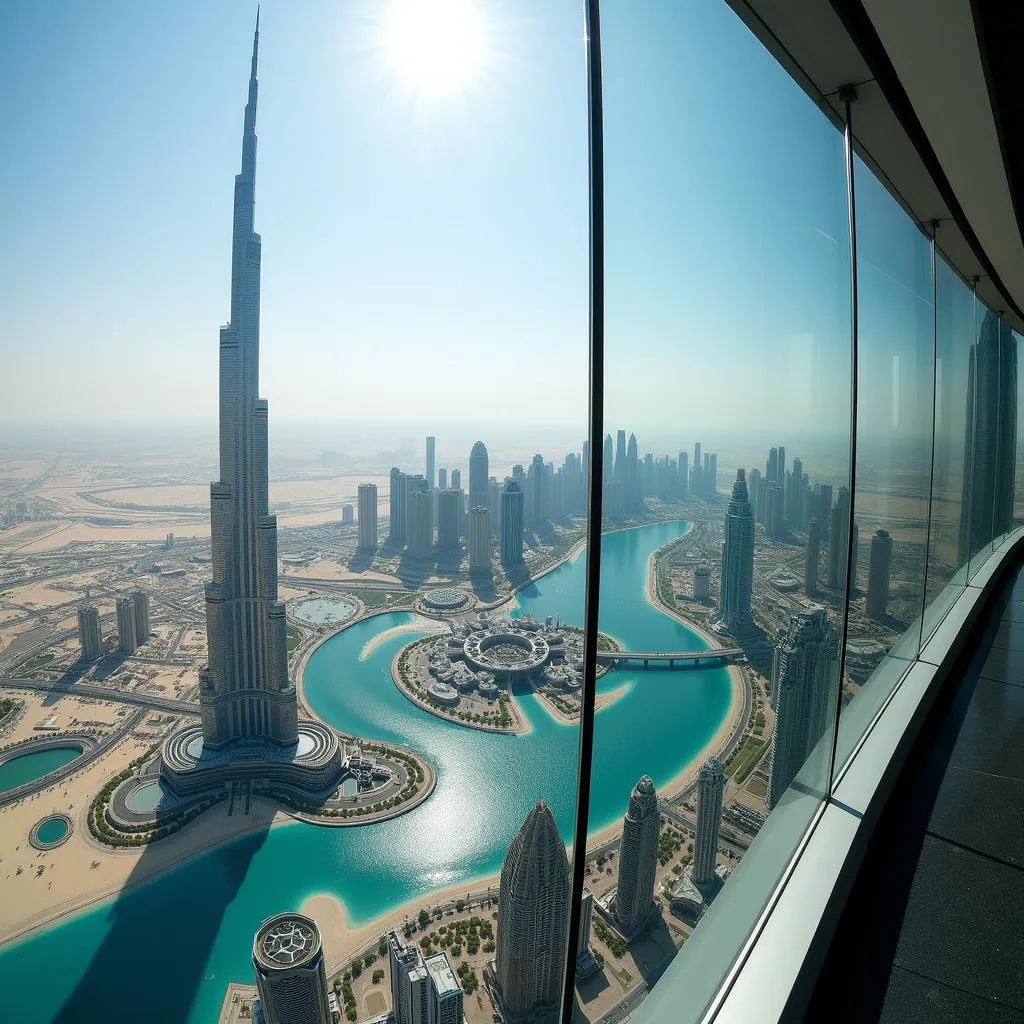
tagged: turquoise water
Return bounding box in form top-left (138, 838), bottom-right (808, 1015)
top-left (125, 781), bottom-right (178, 814)
top-left (0, 521), bottom-right (732, 1024)
top-left (35, 817), bottom-right (70, 845)
top-left (0, 746), bottom-right (81, 794)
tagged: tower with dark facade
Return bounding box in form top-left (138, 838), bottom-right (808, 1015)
top-left (495, 802), bottom-right (570, 1020)
top-left (718, 469), bottom-right (755, 630)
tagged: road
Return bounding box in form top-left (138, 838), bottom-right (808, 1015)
top-left (0, 676), bottom-right (198, 716)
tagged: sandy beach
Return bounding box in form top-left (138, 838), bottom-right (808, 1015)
top-left (360, 619), bottom-right (445, 660)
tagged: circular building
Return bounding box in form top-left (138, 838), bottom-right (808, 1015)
top-left (253, 913), bottom-right (331, 1024)
top-left (422, 587), bottom-right (471, 612)
top-left (462, 627), bottom-right (551, 676)
top-left (427, 681), bottom-right (460, 707)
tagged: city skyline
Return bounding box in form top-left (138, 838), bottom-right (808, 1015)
top-left (0, 1), bottom-right (921, 439)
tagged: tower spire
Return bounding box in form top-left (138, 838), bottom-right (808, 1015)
top-left (251, 7), bottom-right (260, 79)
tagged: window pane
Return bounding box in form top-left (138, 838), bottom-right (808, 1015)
top-left (921, 257), bottom-right (974, 640)
top-left (0, 6), bottom-right (589, 1024)
top-left (585, 2), bottom-right (850, 1020)
top-left (835, 160), bottom-right (934, 774)
top-left (1015, 329), bottom-right (1024, 530)
top-left (966, 303), bottom-right (1017, 577)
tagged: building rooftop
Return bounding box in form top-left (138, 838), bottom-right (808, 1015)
top-left (424, 952), bottom-right (461, 998)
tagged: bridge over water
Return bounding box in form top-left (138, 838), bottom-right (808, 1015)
top-left (595, 647), bottom-right (744, 670)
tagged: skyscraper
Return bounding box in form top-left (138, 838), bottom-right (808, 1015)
top-left (77, 602), bottom-right (102, 662)
top-left (389, 929), bottom-right (429, 1024)
top-left (501, 481), bottom-right (525, 565)
top-left (767, 608), bottom-right (839, 809)
top-left (358, 483), bottom-right (378, 551)
top-left (130, 589), bottom-right (149, 644)
top-left (865, 529), bottom-right (893, 620)
top-left (959, 310), bottom-right (1018, 563)
top-left (578, 885), bottom-right (594, 958)
top-left (469, 442), bottom-right (489, 514)
top-left (159, 18), bottom-right (340, 795)
top-left (182, 16), bottom-right (306, 750)
top-left (438, 467), bottom-right (447, 491)
top-left (495, 801), bottom-right (570, 1020)
top-left (679, 451), bottom-right (689, 497)
top-left (389, 930), bottom-right (464, 1024)
top-left (425, 436), bottom-right (436, 491)
top-left (424, 954), bottom-right (464, 1024)
top-left (603, 434), bottom-right (614, 485)
top-left (718, 469), bottom-right (755, 630)
top-left (767, 446), bottom-right (779, 484)
top-left (252, 912), bottom-right (331, 1024)
top-left (390, 468), bottom-right (408, 546)
top-left (407, 485), bottom-right (433, 559)
top-left (468, 506), bottom-right (490, 572)
top-left (527, 454), bottom-right (544, 523)
top-left (805, 517), bottom-right (821, 598)
top-left (437, 490), bottom-right (460, 551)
top-left (451, 468), bottom-right (461, 491)
top-left (615, 430), bottom-right (627, 483)
top-left (693, 757), bottom-right (725, 887)
top-left (827, 486), bottom-right (852, 589)
top-left (615, 774), bottom-right (660, 934)
top-left (116, 596), bottom-right (137, 655)
top-left (627, 433), bottom-right (640, 507)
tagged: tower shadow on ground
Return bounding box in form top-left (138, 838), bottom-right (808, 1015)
top-left (52, 793), bottom-right (272, 1023)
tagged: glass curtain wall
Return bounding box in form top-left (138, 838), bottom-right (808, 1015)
top-left (578, 1), bottom-right (850, 1019)
top-left (966, 301), bottom-right (1018, 577)
top-left (921, 256), bottom-right (975, 641)
top-left (1015, 329), bottom-right (1024, 529)
top-left (833, 160), bottom-right (934, 772)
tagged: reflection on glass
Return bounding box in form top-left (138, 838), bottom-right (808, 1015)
top-left (835, 160), bottom-right (934, 773)
top-left (966, 304), bottom-right (1018, 576)
top-left (921, 257), bottom-right (974, 640)
top-left (586, 0), bottom-right (849, 1019)
top-left (1015, 330), bottom-right (1024, 529)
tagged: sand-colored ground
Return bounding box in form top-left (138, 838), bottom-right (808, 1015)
top-left (0, 725), bottom-right (294, 947)
top-left (0, 690), bottom-right (129, 745)
top-left (359, 619), bottom-right (444, 661)
top-left (286, 563), bottom-right (405, 585)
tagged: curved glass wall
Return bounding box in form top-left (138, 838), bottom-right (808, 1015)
top-left (584, 0), bottom-right (849, 1019)
top-left (833, 160), bottom-right (934, 773)
top-left (921, 257), bottom-right (975, 642)
top-left (966, 301), bottom-right (1018, 577)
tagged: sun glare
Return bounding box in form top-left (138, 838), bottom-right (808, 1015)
top-left (382, 0), bottom-right (488, 99)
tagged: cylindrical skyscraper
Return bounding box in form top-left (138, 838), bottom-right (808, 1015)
top-left (252, 912), bottom-right (331, 1024)
top-left (116, 596), bottom-right (138, 655)
top-left (500, 481), bottom-right (525, 565)
top-left (615, 774), bottom-right (660, 934)
top-left (693, 758), bottom-right (725, 886)
top-left (389, 468), bottom-right (408, 546)
top-left (357, 483), bottom-right (378, 551)
top-left (469, 441), bottom-right (488, 515)
top-left (718, 469), bottom-right (755, 630)
top-left (495, 801), bottom-right (570, 1020)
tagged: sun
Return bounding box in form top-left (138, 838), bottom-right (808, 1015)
top-left (381, 0), bottom-right (488, 100)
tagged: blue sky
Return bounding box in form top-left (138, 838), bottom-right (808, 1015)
top-left (0, 0), bottom-right (935, 447)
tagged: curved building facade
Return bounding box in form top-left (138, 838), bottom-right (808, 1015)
top-left (495, 801), bottom-right (570, 1020)
top-left (615, 774), bottom-right (660, 934)
top-left (252, 912), bottom-right (331, 1024)
top-left (693, 757), bottom-right (725, 886)
top-left (469, 441), bottom-right (489, 514)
